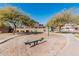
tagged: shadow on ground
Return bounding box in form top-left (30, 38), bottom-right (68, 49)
top-left (16, 32), bottom-right (43, 35)
top-left (0, 34), bottom-right (24, 44)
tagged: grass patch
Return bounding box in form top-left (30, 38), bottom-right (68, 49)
top-left (75, 34), bottom-right (79, 39)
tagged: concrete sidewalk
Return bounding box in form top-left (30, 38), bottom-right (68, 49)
top-left (57, 33), bottom-right (79, 56)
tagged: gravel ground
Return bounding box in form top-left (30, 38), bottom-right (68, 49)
top-left (0, 33), bottom-right (67, 56)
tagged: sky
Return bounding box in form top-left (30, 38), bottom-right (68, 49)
top-left (0, 3), bottom-right (79, 25)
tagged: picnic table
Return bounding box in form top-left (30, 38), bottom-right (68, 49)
top-left (24, 38), bottom-right (46, 47)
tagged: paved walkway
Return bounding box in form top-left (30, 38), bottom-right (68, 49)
top-left (57, 33), bottom-right (79, 56)
top-left (0, 33), bottom-right (18, 44)
top-left (1, 33), bottom-right (79, 56)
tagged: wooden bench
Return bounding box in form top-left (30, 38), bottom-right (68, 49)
top-left (24, 38), bottom-right (46, 47)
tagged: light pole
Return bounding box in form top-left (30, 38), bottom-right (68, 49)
top-left (48, 26), bottom-right (50, 36)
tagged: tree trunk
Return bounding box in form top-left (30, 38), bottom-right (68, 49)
top-left (58, 26), bottom-right (62, 32)
top-left (13, 23), bottom-right (16, 35)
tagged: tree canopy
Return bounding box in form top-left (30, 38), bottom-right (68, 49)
top-left (47, 8), bottom-right (79, 31)
top-left (0, 7), bottom-right (38, 33)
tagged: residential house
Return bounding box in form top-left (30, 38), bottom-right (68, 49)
top-left (60, 23), bottom-right (79, 33)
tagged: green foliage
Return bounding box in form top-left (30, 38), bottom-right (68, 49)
top-left (47, 9), bottom-right (79, 32)
top-left (0, 7), bottom-right (37, 31)
top-left (47, 10), bottom-right (72, 27)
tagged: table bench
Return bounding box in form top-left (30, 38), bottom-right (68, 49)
top-left (24, 38), bottom-right (46, 47)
